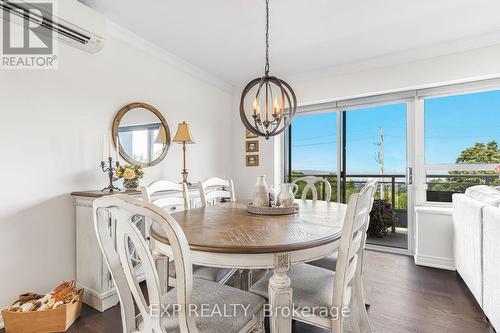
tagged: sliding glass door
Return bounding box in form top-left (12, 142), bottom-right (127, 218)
top-left (343, 103), bottom-right (409, 249)
top-left (285, 100), bottom-right (413, 252)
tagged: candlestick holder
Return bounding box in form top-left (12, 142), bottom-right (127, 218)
top-left (100, 157), bottom-right (120, 192)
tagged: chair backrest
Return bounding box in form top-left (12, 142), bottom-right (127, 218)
top-left (140, 180), bottom-right (190, 212)
top-left (93, 195), bottom-right (198, 333)
top-left (198, 177), bottom-right (235, 208)
top-left (292, 176), bottom-right (332, 202)
top-left (332, 182), bottom-right (376, 309)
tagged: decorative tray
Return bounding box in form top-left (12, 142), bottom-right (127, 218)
top-left (247, 203), bottom-right (299, 215)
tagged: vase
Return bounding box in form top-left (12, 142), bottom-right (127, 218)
top-left (277, 183), bottom-right (297, 208)
top-left (123, 178), bottom-right (139, 190)
top-left (253, 175), bottom-right (270, 208)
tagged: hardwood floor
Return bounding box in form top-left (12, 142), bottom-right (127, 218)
top-left (1, 251), bottom-right (494, 333)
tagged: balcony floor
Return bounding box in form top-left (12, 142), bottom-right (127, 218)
top-left (367, 227), bottom-right (408, 249)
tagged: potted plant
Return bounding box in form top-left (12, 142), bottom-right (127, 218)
top-left (367, 199), bottom-right (398, 238)
top-left (114, 164), bottom-right (144, 190)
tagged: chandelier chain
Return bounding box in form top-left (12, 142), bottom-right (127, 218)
top-left (239, 0), bottom-right (296, 140)
top-left (265, 0), bottom-right (270, 75)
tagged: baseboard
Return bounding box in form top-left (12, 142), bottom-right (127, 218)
top-left (414, 254), bottom-right (456, 270)
top-left (366, 244), bottom-right (412, 255)
top-left (76, 283), bottom-right (119, 312)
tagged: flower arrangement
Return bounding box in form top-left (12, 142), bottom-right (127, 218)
top-left (114, 164), bottom-right (144, 189)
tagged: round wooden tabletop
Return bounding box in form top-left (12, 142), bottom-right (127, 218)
top-left (150, 200), bottom-right (346, 254)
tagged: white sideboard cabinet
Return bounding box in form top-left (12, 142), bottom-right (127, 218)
top-left (72, 188), bottom-right (201, 311)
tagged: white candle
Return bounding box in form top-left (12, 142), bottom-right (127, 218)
top-left (108, 132), bottom-right (112, 160)
top-left (114, 136), bottom-right (119, 162)
top-left (101, 134), bottom-right (105, 161)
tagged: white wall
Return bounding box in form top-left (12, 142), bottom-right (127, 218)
top-left (230, 100), bottom-right (282, 200)
top-left (0, 30), bottom-right (232, 310)
top-left (230, 43), bottom-right (500, 198)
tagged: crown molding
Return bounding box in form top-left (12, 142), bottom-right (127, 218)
top-left (106, 20), bottom-right (235, 93)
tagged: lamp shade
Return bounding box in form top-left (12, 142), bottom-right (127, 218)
top-left (173, 121), bottom-right (194, 143)
top-left (154, 126), bottom-right (167, 144)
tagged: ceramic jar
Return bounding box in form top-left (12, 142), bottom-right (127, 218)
top-left (277, 183), bottom-right (297, 208)
top-left (253, 175), bottom-right (270, 207)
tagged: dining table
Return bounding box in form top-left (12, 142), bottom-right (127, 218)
top-left (150, 200), bottom-right (347, 333)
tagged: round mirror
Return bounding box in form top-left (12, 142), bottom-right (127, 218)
top-left (112, 102), bottom-right (170, 167)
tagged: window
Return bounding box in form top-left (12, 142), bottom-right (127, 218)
top-left (118, 123), bottom-right (163, 164)
top-left (288, 111), bottom-right (338, 201)
top-left (424, 89), bottom-right (500, 202)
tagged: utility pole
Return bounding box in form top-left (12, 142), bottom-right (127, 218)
top-left (375, 127), bottom-right (385, 199)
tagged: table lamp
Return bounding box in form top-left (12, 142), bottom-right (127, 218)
top-left (173, 121), bottom-right (195, 184)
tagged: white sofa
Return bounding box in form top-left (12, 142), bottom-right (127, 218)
top-left (453, 185), bottom-right (500, 331)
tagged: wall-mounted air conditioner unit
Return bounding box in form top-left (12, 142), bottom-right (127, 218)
top-left (0, 0), bottom-right (105, 53)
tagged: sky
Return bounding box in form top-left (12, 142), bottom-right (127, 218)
top-left (291, 90), bottom-right (500, 173)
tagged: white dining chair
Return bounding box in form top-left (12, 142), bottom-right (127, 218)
top-left (198, 177), bottom-right (236, 208)
top-left (93, 194), bottom-right (265, 333)
top-left (250, 182), bottom-right (376, 333)
top-left (199, 177), bottom-right (249, 288)
top-left (308, 180), bottom-right (378, 307)
top-left (292, 175), bottom-right (332, 201)
top-left (140, 180), bottom-right (236, 292)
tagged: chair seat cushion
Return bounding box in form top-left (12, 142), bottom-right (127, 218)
top-left (139, 279), bottom-right (265, 333)
top-left (250, 264), bottom-right (347, 318)
top-left (168, 261), bottom-right (234, 283)
top-left (308, 252), bottom-right (338, 271)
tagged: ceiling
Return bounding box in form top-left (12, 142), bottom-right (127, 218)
top-left (82, 0), bottom-right (500, 88)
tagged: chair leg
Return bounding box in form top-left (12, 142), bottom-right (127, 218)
top-left (239, 269), bottom-right (253, 291)
top-left (349, 291), bottom-right (363, 333)
top-left (361, 275), bottom-right (370, 308)
top-left (331, 316), bottom-right (344, 333)
top-left (251, 310), bottom-right (264, 333)
top-left (154, 256), bottom-right (169, 295)
top-left (354, 276), bottom-right (372, 333)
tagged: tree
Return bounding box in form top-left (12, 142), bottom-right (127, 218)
top-left (429, 140), bottom-right (500, 192)
top-left (455, 141), bottom-right (500, 164)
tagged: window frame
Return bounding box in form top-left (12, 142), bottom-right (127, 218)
top-left (416, 80), bottom-right (500, 206)
top-left (283, 76), bottom-right (500, 254)
top-left (118, 122), bottom-right (162, 164)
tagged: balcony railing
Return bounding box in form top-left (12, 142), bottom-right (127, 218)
top-left (289, 172), bottom-right (406, 206)
top-left (426, 173), bottom-right (500, 202)
top-left (290, 172), bottom-right (500, 205)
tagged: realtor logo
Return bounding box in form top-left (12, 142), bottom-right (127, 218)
top-left (1, 0), bottom-right (58, 69)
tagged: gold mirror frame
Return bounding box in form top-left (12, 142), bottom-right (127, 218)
top-left (112, 102), bottom-right (171, 167)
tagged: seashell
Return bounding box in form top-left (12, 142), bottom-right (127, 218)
top-left (29, 301), bottom-right (42, 311)
top-left (20, 303), bottom-right (32, 312)
top-left (47, 297), bottom-right (55, 308)
top-left (37, 304), bottom-right (48, 311)
top-left (9, 301), bottom-right (20, 309)
top-left (52, 281), bottom-right (76, 302)
top-left (19, 293), bottom-right (42, 305)
top-left (38, 294), bottom-right (51, 304)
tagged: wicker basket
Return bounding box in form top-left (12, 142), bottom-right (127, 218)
top-left (1, 289), bottom-right (83, 333)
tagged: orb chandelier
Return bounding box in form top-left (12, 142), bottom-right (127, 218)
top-left (239, 0), bottom-right (297, 140)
